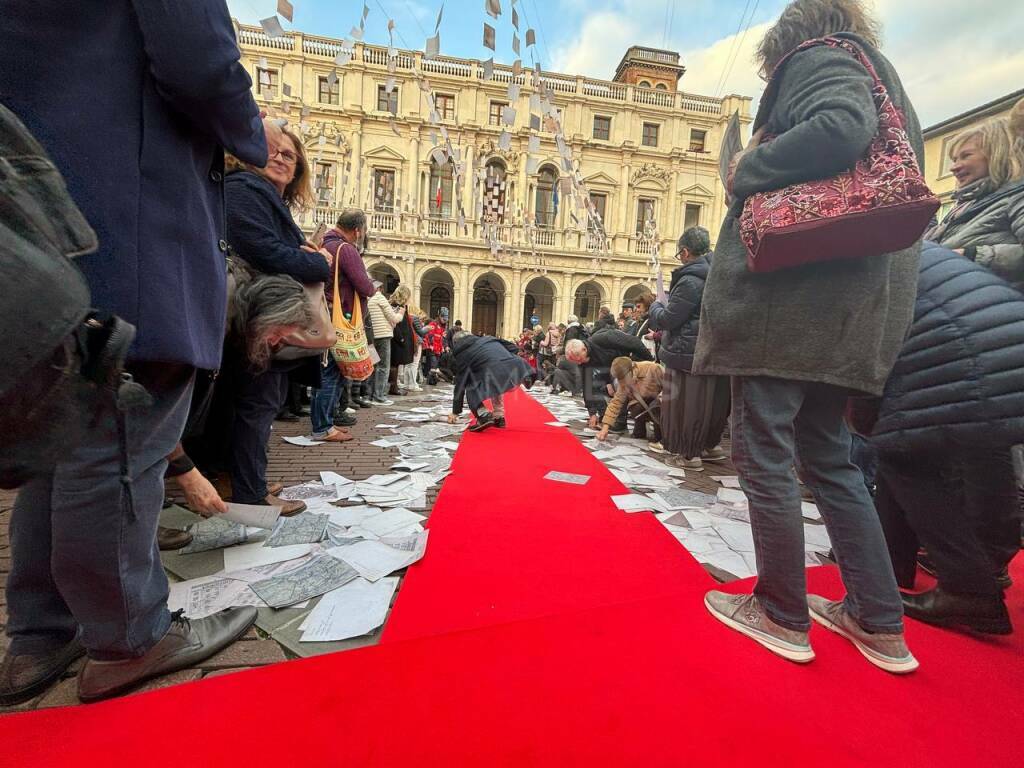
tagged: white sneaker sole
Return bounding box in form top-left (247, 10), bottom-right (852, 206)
top-left (808, 605), bottom-right (919, 674)
top-left (704, 596), bottom-right (815, 664)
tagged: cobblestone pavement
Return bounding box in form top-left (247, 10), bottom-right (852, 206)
top-left (0, 386), bottom-right (739, 713)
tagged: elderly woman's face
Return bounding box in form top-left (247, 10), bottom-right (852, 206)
top-left (950, 137), bottom-right (990, 189)
top-left (263, 131), bottom-right (299, 194)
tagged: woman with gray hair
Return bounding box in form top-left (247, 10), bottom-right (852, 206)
top-left (648, 226), bottom-right (729, 471)
top-left (694, 0), bottom-right (920, 674)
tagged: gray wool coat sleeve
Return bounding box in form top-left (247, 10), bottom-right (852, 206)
top-left (732, 46), bottom-right (879, 201)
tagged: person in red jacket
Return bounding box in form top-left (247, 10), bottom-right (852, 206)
top-left (422, 308), bottom-right (449, 385)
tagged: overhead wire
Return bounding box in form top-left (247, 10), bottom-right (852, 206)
top-left (712, 0), bottom-right (753, 97)
top-left (716, 0), bottom-right (760, 97)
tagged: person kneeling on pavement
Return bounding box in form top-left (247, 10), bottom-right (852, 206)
top-left (447, 330), bottom-right (536, 432)
top-left (564, 328), bottom-right (653, 430)
top-left (595, 357), bottom-right (663, 446)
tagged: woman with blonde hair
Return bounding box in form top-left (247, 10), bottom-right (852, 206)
top-left (926, 103), bottom-right (1024, 292)
top-left (695, 0), bottom-right (920, 673)
top-left (224, 121), bottom-right (338, 515)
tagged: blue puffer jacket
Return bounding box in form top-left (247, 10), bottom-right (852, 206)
top-left (648, 254), bottom-right (711, 372)
top-left (871, 242), bottom-right (1024, 455)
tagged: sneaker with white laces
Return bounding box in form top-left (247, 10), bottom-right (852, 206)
top-left (665, 454), bottom-right (704, 471)
top-left (647, 442), bottom-right (666, 454)
top-left (807, 595), bottom-right (919, 674)
top-left (705, 591), bottom-right (815, 663)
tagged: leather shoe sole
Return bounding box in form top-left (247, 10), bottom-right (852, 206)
top-left (157, 527), bottom-right (193, 551)
top-left (77, 607), bottom-right (257, 703)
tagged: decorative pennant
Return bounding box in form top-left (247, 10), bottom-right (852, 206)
top-left (385, 76), bottom-right (396, 93)
top-left (512, 34), bottom-right (520, 56)
top-left (301, 106), bottom-right (311, 118)
top-left (498, 130), bottom-right (511, 151)
top-left (512, 59), bottom-right (522, 77)
top-left (425, 34), bottom-right (440, 59)
top-left (335, 50), bottom-right (351, 66)
top-left (482, 57), bottom-right (495, 80)
top-left (418, 78), bottom-right (432, 93)
top-left (362, 3), bottom-right (370, 20)
top-left (282, 83), bottom-right (292, 98)
top-left (388, 19), bottom-right (395, 33)
top-left (501, 105), bottom-right (516, 126)
top-left (507, 83), bottom-right (520, 101)
top-left (327, 69), bottom-right (338, 87)
top-left (526, 28), bottom-right (536, 47)
top-left (276, 0), bottom-right (294, 22)
top-left (527, 135), bottom-right (540, 153)
top-left (485, 0), bottom-right (501, 19)
top-left (390, 121), bottom-right (402, 137)
top-left (350, 25), bottom-right (364, 41)
top-left (258, 56), bottom-right (269, 69)
top-left (529, 113), bottom-right (541, 131)
top-left (512, 7), bottom-right (519, 28)
top-left (260, 16), bottom-right (286, 38)
top-left (483, 23), bottom-right (496, 50)
top-left (435, 3), bottom-right (444, 32)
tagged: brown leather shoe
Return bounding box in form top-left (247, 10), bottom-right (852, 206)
top-left (0, 636), bottom-right (85, 706)
top-left (265, 493), bottom-right (306, 517)
top-left (77, 607), bottom-right (257, 703)
top-left (157, 526), bottom-right (193, 551)
top-left (322, 428), bottom-right (354, 443)
top-left (267, 482), bottom-right (284, 496)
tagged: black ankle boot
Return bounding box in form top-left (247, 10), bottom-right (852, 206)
top-left (901, 587), bottom-right (1012, 635)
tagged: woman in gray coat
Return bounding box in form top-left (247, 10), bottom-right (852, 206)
top-left (697, 0), bottom-right (920, 674)
top-left (926, 106), bottom-right (1024, 292)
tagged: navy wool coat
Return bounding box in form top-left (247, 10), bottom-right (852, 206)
top-left (871, 243), bottom-right (1024, 455)
top-left (0, 1), bottom-right (267, 369)
top-left (647, 255), bottom-right (711, 372)
top-left (451, 335), bottom-right (533, 415)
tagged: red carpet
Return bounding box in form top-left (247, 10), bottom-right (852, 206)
top-left (1, 388), bottom-right (1022, 766)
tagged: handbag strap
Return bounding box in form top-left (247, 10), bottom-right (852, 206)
top-left (754, 36), bottom-right (896, 134)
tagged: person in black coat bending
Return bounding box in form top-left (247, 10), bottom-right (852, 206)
top-left (565, 328), bottom-right (653, 428)
top-left (447, 331), bottom-right (536, 432)
top-left (850, 242), bottom-right (1024, 636)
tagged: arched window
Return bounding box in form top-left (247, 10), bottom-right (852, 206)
top-left (483, 159), bottom-right (507, 224)
top-left (429, 286), bottom-right (451, 319)
top-left (535, 166), bottom-right (557, 228)
top-left (654, 82), bottom-right (668, 91)
top-left (428, 154), bottom-right (453, 218)
top-left (638, 80), bottom-right (652, 88)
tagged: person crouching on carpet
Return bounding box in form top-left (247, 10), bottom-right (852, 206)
top-left (596, 357), bottom-right (664, 447)
top-left (447, 329), bottom-right (536, 432)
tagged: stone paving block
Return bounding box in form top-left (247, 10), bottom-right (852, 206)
top-left (130, 668), bottom-right (203, 696)
top-left (199, 639), bottom-right (287, 670)
top-left (35, 677), bottom-right (80, 709)
top-left (203, 666), bottom-right (253, 679)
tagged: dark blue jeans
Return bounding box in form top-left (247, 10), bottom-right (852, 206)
top-left (310, 358), bottom-right (342, 438)
top-left (731, 376), bottom-right (904, 634)
top-left (230, 366), bottom-right (289, 504)
top-left (6, 364), bottom-right (194, 660)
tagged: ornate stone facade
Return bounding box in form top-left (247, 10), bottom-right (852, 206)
top-left (235, 23), bottom-right (751, 336)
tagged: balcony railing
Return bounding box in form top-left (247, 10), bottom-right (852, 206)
top-left (371, 211), bottom-right (396, 231)
top-left (235, 24), bottom-right (725, 117)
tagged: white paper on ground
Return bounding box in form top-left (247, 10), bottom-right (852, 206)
top-left (282, 436), bottom-right (324, 446)
top-left (350, 507), bottom-right (426, 538)
top-left (320, 471), bottom-right (352, 487)
top-left (327, 505), bottom-right (381, 527)
top-left (607, 458), bottom-right (640, 470)
top-left (713, 519), bottom-right (756, 553)
top-left (717, 487), bottom-right (749, 506)
top-left (543, 471), bottom-right (590, 485)
top-left (300, 577), bottom-right (398, 642)
top-left (326, 530), bottom-right (428, 582)
top-left (801, 502), bottom-right (822, 521)
top-left (221, 542), bottom-right (313, 572)
top-left (222, 503), bottom-right (281, 530)
top-left (667, 469), bottom-right (688, 479)
top-left (544, 421), bottom-right (571, 427)
top-left (804, 523), bottom-right (831, 551)
top-left (612, 494), bottom-right (663, 513)
top-left (168, 576), bottom-right (268, 619)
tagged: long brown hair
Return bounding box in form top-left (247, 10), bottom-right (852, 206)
top-left (278, 128), bottom-right (316, 213)
top-left (756, 0), bottom-right (881, 79)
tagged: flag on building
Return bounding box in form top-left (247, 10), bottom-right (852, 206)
top-left (435, 179), bottom-right (443, 212)
top-left (552, 181), bottom-right (559, 217)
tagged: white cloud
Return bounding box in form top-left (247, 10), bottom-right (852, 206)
top-left (551, 0), bottom-right (1023, 127)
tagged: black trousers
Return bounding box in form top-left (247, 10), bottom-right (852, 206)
top-left (229, 367), bottom-right (289, 504)
top-left (875, 448), bottom-right (1021, 595)
top-left (630, 398), bottom-right (662, 442)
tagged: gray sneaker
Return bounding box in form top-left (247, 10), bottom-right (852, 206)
top-left (704, 591), bottom-right (815, 663)
top-left (807, 594), bottom-right (919, 675)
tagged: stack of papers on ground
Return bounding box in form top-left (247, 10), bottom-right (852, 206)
top-left (250, 554), bottom-right (359, 608)
top-left (327, 530), bottom-right (428, 582)
top-left (299, 577), bottom-right (399, 642)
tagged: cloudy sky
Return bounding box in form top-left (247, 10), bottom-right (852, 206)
top-left (228, 0), bottom-right (1024, 126)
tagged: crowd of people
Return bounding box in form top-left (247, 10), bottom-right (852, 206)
top-left (0, 0), bottom-right (1022, 708)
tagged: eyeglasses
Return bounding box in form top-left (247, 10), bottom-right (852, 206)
top-left (269, 148), bottom-right (298, 165)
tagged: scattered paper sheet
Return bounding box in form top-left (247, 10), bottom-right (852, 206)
top-left (612, 494), bottom-right (663, 513)
top-left (251, 555), bottom-right (359, 609)
top-left (276, 0), bottom-right (293, 22)
top-left (169, 576), bottom-right (266, 620)
top-left (300, 578), bottom-right (398, 642)
top-left (279, 482), bottom-right (346, 503)
top-left (716, 487), bottom-right (749, 506)
top-left (282, 436), bottom-right (324, 447)
top-left (260, 16), bottom-right (286, 38)
top-left (327, 531), bottom-right (428, 582)
top-left (266, 513), bottom-right (329, 547)
top-left (711, 476), bottom-right (742, 488)
top-left (544, 421), bottom-right (571, 427)
top-left (179, 517), bottom-right (248, 554)
top-left (801, 502), bottom-right (822, 521)
top-left (222, 542), bottom-right (313, 572)
top-left (350, 507), bottom-right (427, 539)
top-left (543, 471), bottom-right (590, 485)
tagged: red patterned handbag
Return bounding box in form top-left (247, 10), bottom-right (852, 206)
top-left (738, 37), bottom-right (939, 273)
